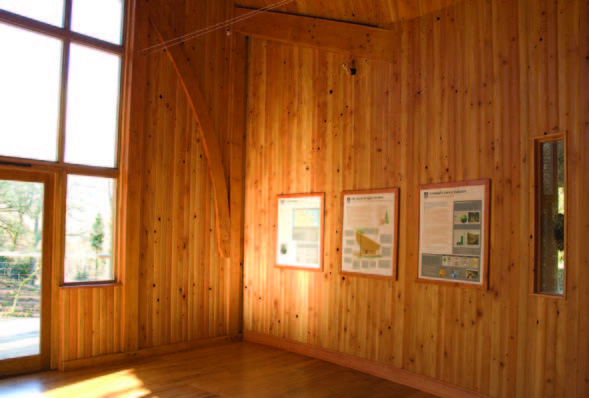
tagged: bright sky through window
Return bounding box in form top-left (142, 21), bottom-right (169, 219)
top-left (0, 0), bottom-right (64, 26)
top-left (65, 44), bottom-right (121, 168)
top-left (0, 23), bottom-right (62, 161)
top-left (72, 0), bottom-right (124, 44)
top-left (0, 1), bottom-right (124, 167)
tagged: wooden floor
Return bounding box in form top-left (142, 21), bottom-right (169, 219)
top-left (0, 341), bottom-right (436, 397)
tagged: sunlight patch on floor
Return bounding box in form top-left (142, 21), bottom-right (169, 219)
top-left (44, 369), bottom-right (151, 398)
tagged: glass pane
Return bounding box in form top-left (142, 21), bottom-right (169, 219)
top-left (0, 180), bottom-right (44, 360)
top-left (0, 23), bottom-right (62, 162)
top-left (276, 196), bottom-right (323, 269)
top-left (65, 44), bottom-right (121, 168)
top-left (537, 139), bottom-right (565, 295)
top-left (72, 0), bottom-right (124, 44)
top-left (0, 0), bottom-right (64, 27)
top-left (65, 176), bottom-right (115, 283)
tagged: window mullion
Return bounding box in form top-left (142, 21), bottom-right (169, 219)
top-left (65, 0), bottom-right (73, 31)
top-left (63, 164), bottom-right (120, 179)
top-left (68, 31), bottom-right (125, 55)
top-left (0, 9), bottom-right (66, 39)
top-left (57, 0), bottom-right (73, 165)
top-left (57, 40), bottom-right (70, 165)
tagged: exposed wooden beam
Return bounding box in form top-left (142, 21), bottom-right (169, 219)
top-left (122, 0), bottom-right (143, 354)
top-left (233, 7), bottom-right (401, 63)
top-left (148, 14), bottom-right (231, 258)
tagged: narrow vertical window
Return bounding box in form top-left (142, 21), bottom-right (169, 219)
top-left (65, 44), bottom-right (121, 168)
top-left (534, 135), bottom-right (566, 296)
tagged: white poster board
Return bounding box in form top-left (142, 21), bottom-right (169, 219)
top-left (340, 189), bottom-right (399, 278)
top-left (418, 180), bottom-right (490, 288)
top-left (276, 194), bottom-right (324, 271)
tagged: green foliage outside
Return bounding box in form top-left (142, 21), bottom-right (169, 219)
top-left (89, 213), bottom-right (105, 278)
top-left (0, 181), bottom-right (44, 318)
top-left (0, 180), bottom-right (43, 253)
top-left (0, 256), bottom-right (35, 280)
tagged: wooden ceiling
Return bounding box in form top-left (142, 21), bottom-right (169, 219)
top-left (234, 0), bottom-right (468, 27)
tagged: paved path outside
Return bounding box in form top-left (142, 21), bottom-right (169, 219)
top-left (0, 317), bottom-right (39, 360)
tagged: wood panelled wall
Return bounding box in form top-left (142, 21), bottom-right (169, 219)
top-left (60, 287), bottom-right (123, 362)
top-left (136, 25), bottom-right (228, 349)
top-left (57, 0), bottom-right (245, 364)
top-left (242, 0), bottom-right (589, 397)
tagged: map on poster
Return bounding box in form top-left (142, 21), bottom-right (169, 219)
top-left (418, 182), bottom-right (489, 286)
top-left (341, 190), bottom-right (398, 277)
top-left (276, 195), bottom-right (323, 269)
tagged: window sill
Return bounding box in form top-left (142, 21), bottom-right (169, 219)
top-left (531, 292), bottom-right (566, 300)
top-left (60, 282), bottom-right (122, 289)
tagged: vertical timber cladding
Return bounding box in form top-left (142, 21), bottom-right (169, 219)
top-left (242, 0), bottom-right (589, 397)
top-left (60, 0), bottom-right (246, 362)
top-left (135, 0), bottom-right (241, 350)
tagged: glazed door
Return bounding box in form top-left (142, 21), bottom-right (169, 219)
top-left (0, 170), bottom-right (54, 376)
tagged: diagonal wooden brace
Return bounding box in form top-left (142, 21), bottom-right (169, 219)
top-left (149, 15), bottom-right (231, 258)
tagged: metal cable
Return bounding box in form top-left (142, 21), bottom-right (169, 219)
top-left (138, 0), bottom-right (294, 54)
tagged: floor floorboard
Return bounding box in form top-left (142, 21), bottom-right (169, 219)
top-left (0, 341), bottom-right (436, 397)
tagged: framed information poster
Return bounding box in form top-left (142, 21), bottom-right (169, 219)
top-left (418, 180), bottom-right (490, 288)
top-left (340, 189), bottom-right (399, 279)
top-left (276, 193), bottom-right (324, 271)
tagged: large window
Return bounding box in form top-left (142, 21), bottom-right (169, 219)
top-left (0, 0), bottom-right (126, 285)
top-left (0, 24), bottom-right (63, 161)
top-left (534, 134), bottom-right (566, 297)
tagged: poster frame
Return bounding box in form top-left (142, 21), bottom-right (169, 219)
top-left (275, 192), bottom-right (325, 272)
top-left (417, 179), bottom-right (491, 290)
top-left (339, 188), bottom-right (400, 280)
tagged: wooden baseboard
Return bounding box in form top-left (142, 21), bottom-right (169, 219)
top-left (243, 331), bottom-right (489, 398)
top-left (60, 334), bottom-right (243, 372)
top-left (0, 355), bottom-right (43, 378)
